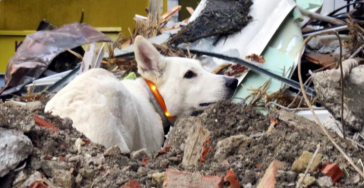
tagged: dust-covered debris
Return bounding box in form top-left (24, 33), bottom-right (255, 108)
top-left (0, 100), bottom-right (364, 187)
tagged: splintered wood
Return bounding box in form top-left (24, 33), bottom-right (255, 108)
top-left (182, 120), bottom-right (210, 168)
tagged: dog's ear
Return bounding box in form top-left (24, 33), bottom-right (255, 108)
top-left (134, 36), bottom-right (166, 81)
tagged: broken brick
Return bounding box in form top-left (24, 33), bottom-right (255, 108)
top-left (163, 169), bottom-right (223, 188)
top-left (257, 160), bottom-right (286, 188)
top-left (199, 137), bottom-right (212, 163)
top-left (157, 146), bottom-right (172, 158)
top-left (29, 181), bottom-right (50, 188)
top-left (224, 169), bottom-right (240, 188)
top-left (142, 158), bottom-right (148, 165)
top-left (120, 179), bottom-right (142, 188)
top-left (33, 114), bottom-right (59, 133)
top-left (320, 163), bottom-right (343, 183)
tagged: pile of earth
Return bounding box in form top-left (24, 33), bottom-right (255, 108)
top-left (0, 100), bottom-right (363, 188)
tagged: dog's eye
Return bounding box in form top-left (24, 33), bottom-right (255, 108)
top-left (184, 70), bottom-right (196, 79)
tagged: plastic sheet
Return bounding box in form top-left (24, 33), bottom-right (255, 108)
top-left (0, 23), bottom-right (111, 95)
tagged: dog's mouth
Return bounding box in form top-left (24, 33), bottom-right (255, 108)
top-left (199, 102), bottom-right (216, 107)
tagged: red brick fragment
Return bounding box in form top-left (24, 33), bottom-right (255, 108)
top-left (157, 146), bottom-right (172, 157)
top-left (224, 169), bottom-right (240, 188)
top-left (163, 169), bottom-right (223, 188)
top-left (33, 114), bottom-right (59, 133)
top-left (255, 163), bottom-right (262, 170)
top-left (43, 155), bottom-right (52, 160)
top-left (81, 138), bottom-right (91, 145)
top-left (198, 137), bottom-right (212, 163)
top-left (59, 156), bottom-right (65, 162)
top-left (142, 158), bottom-right (148, 165)
top-left (29, 181), bottom-right (50, 188)
top-left (257, 160), bottom-right (286, 188)
top-left (320, 163), bottom-right (343, 183)
top-left (120, 179), bottom-right (142, 188)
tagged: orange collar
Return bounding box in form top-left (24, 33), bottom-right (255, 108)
top-left (144, 79), bottom-right (174, 120)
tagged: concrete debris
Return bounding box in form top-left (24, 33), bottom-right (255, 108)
top-left (291, 151), bottom-right (323, 173)
top-left (316, 176), bottom-right (333, 187)
top-left (0, 128), bottom-right (33, 177)
top-left (152, 172), bottom-right (165, 185)
top-left (312, 64), bottom-right (364, 132)
top-left (162, 169), bottom-right (223, 188)
top-left (214, 134), bottom-right (252, 161)
top-left (182, 120), bottom-right (210, 167)
top-left (298, 173), bottom-right (316, 188)
top-left (131, 148), bottom-right (152, 161)
top-left (52, 169), bottom-right (74, 187)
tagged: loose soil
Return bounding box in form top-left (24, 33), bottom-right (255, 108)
top-left (0, 100), bottom-right (363, 187)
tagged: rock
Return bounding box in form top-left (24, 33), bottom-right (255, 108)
top-left (104, 145), bottom-right (122, 157)
top-left (52, 169), bottom-right (74, 188)
top-left (286, 171), bottom-right (297, 182)
top-left (152, 172), bottom-right (165, 185)
top-left (75, 174), bottom-right (83, 185)
top-left (24, 101), bottom-right (43, 112)
top-left (40, 160), bottom-right (68, 177)
top-left (12, 171), bottom-right (28, 187)
top-left (298, 173), bottom-right (316, 188)
top-left (214, 134), bottom-right (252, 161)
top-left (137, 167), bottom-right (148, 176)
top-left (19, 171), bottom-right (43, 188)
top-left (0, 128), bottom-right (33, 177)
top-left (163, 169), bottom-right (223, 188)
top-left (316, 176), bottom-right (333, 187)
top-left (312, 65), bottom-right (364, 131)
top-left (75, 138), bottom-right (85, 153)
top-left (292, 151), bottom-right (322, 173)
top-left (131, 148), bottom-right (152, 161)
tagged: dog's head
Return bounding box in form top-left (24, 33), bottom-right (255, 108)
top-left (134, 36), bottom-right (238, 117)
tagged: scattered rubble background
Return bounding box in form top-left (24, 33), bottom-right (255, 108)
top-left (1, 100), bottom-right (363, 187)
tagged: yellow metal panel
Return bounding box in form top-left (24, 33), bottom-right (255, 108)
top-left (0, 0), bottom-right (168, 73)
top-left (0, 0), bottom-right (167, 36)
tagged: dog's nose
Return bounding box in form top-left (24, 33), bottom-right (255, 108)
top-left (225, 78), bottom-right (238, 90)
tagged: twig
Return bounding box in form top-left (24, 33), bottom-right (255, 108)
top-left (349, 43), bottom-right (364, 59)
top-left (296, 144), bottom-right (321, 188)
top-left (298, 31), bottom-right (364, 178)
top-left (265, 102), bottom-right (325, 111)
top-left (297, 6), bottom-right (345, 25)
top-left (66, 49), bottom-right (83, 59)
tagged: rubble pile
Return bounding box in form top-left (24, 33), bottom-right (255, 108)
top-left (0, 101), bottom-right (363, 187)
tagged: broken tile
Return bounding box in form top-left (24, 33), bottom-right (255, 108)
top-left (257, 160), bottom-right (286, 188)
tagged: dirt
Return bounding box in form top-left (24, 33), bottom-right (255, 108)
top-left (0, 100), bottom-right (364, 188)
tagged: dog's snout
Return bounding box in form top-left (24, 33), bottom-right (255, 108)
top-left (225, 78), bottom-right (238, 90)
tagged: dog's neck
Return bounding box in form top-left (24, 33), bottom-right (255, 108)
top-left (140, 79), bottom-right (175, 131)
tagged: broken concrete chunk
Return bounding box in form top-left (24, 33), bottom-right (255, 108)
top-left (24, 101), bottom-right (43, 112)
top-left (104, 145), bottom-right (122, 157)
top-left (214, 134), bottom-right (252, 161)
top-left (18, 171), bottom-right (43, 188)
top-left (75, 138), bottom-right (85, 153)
top-left (131, 148), bottom-right (152, 161)
top-left (312, 65), bottom-right (364, 131)
top-left (12, 171), bottom-right (28, 187)
top-left (292, 151), bottom-right (322, 173)
top-left (40, 160), bottom-right (68, 177)
top-left (298, 173), bottom-right (316, 188)
top-left (316, 176), bottom-right (333, 187)
top-left (152, 172), bottom-right (165, 185)
top-left (162, 169), bottom-right (223, 188)
top-left (182, 120), bottom-right (210, 167)
top-left (0, 128), bottom-right (33, 177)
top-left (52, 169), bottom-right (74, 188)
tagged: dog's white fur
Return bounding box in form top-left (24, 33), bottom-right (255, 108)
top-left (45, 36), bottom-right (237, 152)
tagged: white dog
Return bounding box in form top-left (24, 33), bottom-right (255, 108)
top-left (45, 36), bottom-right (238, 152)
